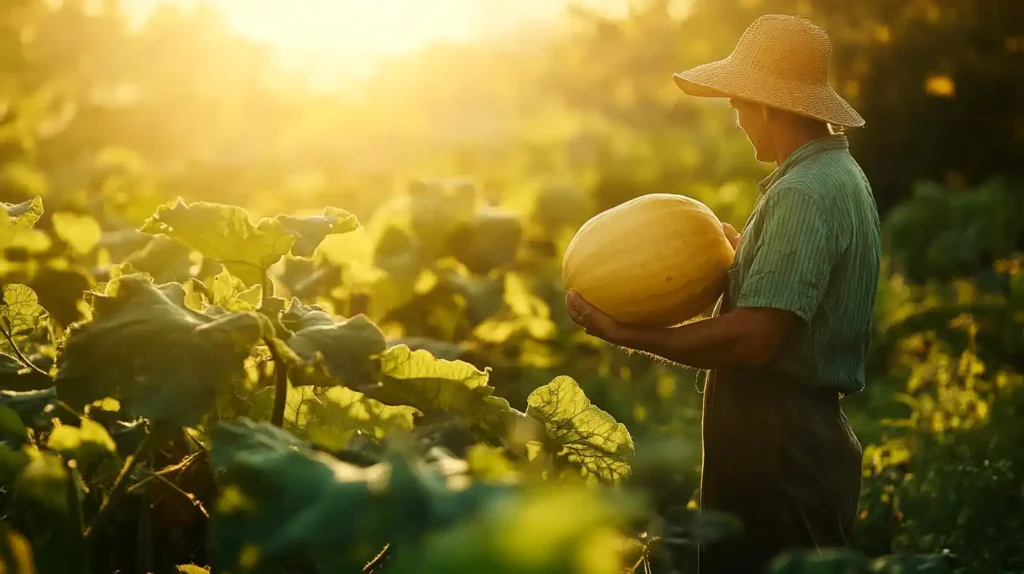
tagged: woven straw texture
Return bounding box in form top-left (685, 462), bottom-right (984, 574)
top-left (674, 14), bottom-right (865, 128)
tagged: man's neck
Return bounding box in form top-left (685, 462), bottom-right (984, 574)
top-left (772, 125), bottom-right (833, 165)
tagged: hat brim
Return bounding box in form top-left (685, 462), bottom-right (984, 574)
top-left (673, 57), bottom-right (865, 128)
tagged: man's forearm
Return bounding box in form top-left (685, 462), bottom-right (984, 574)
top-left (605, 310), bottom-right (770, 370)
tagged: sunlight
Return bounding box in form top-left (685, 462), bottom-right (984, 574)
top-left (124, 0), bottom-right (635, 60)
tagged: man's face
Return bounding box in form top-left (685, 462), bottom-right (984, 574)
top-left (730, 98), bottom-right (773, 162)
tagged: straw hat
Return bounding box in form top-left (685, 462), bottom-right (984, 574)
top-left (673, 14), bottom-right (864, 128)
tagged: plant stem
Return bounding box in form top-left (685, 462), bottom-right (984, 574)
top-left (0, 315), bottom-right (50, 377)
top-left (84, 428), bottom-right (161, 539)
top-left (266, 336), bottom-right (288, 427)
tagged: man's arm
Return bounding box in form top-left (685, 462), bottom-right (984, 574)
top-left (565, 290), bottom-right (799, 370)
top-left (608, 305), bottom-right (799, 369)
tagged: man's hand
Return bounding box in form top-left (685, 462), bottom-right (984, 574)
top-left (565, 290), bottom-right (621, 341)
top-left (723, 222), bottom-right (741, 250)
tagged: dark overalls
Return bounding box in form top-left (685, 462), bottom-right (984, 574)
top-left (696, 288), bottom-right (864, 573)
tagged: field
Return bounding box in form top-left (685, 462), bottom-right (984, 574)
top-left (1, 1), bottom-right (1023, 573)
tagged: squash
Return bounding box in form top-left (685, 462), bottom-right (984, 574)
top-left (561, 193), bottom-right (735, 327)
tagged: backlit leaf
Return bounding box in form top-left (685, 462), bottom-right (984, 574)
top-left (141, 199), bottom-right (294, 286)
top-left (46, 418), bottom-right (117, 465)
top-left (304, 387), bottom-right (417, 451)
top-left (51, 212), bottom-right (102, 256)
top-left (526, 376), bottom-right (634, 483)
top-left (55, 274), bottom-right (268, 426)
top-left (0, 526), bottom-right (37, 574)
top-left (0, 284), bottom-right (44, 338)
top-left (276, 207), bottom-right (360, 257)
top-left (0, 197), bottom-right (43, 251)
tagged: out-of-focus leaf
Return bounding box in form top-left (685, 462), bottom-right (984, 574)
top-left (29, 265), bottom-right (93, 328)
top-left (46, 418), bottom-right (117, 465)
top-left (55, 274), bottom-right (267, 426)
top-left (51, 212), bottom-right (102, 256)
top-left (11, 450), bottom-right (87, 574)
top-left (208, 418), bottom-right (389, 573)
top-left (0, 525), bottom-right (37, 574)
top-left (175, 565), bottom-right (210, 574)
top-left (526, 377), bottom-right (634, 483)
top-left (0, 197), bottom-right (43, 251)
top-left (0, 388), bottom-right (58, 425)
top-left (276, 207), bottom-right (360, 257)
top-left (0, 405), bottom-right (27, 443)
top-left (387, 486), bottom-right (634, 574)
top-left (449, 206), bottom-right (523, 275)
top-left (122, 236), bottom-right (195, 284)
top-left (769, 548), bottom-right (871, 573)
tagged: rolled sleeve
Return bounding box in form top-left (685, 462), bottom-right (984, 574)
top-left (737, 189), bottom-right (834, 323)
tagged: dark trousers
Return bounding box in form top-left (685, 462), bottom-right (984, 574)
top-left (696, 363), bottom-right (864, 573)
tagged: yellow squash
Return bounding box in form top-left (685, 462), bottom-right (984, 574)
top-left (562, 193), bottom-right (735, 327)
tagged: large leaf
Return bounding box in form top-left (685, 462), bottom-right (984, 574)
top-left (55, 274), bottom-right (267, 426)
top-left (141, 199), bottom-right (359, 286)
top-left (51, 212), bottom-right (102, 256)
top-left (303, 387), bottom-right (417, 451)
top-left (526, 377), bottom-right (634, 483)
top-left (277, 208), bottom-right (359, 257)
top-left (209, 419), bottom-right (512, 574)
top-left (0, 197), bottom-right (43, 251)
top-left (285, 304), bottom-right (387, 388)
top-left (387, 486), bottom-right (634, 574)
top-left (208, 418), bottom-right (390, 573)
top-left (368, 345), bottom-right (511, 425)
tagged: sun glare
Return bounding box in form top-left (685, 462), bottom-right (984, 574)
top-left (125, 0), bottom-right (634, 61)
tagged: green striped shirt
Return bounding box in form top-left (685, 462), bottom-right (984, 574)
top-left (726, 133), bottom-right (881, 394)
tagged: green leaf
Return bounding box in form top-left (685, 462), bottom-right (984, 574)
top-left (0, 284), bottom-right (45, 340)
top-left (769, 548), bottom-right (872, 573)
top-left (276, 207), bottom-right (360, 257)
top-left (387, 486), bottom-right (633, 574)
top-left (141, 200), bottom-right (360, 286)
top-left (0, 197), bottom-right (43, 251)
top-left (526, 376), bottom-right (634, 483)
top-left (51, 212), bottom-right (102, 256)
top-left (55, 274), bottom-right (268, 426)
top-left (123, 236), bottom-right (196, 284)
top-left (190, 269), bottom-right (263, 313)
top-left (286, 310), bottom-right (387, 388)
top-left (12, 451), bottom-right (88, 574)
top-left (0, 405), bottom-right (27, 443)
top-left (141, 199), bottom-right (295, 286)
top-left (304, 387), bottom-right (417, 451)
top-left (175, 566), bottom-right (210, 574)
top-left (209, 419), bottom-right (513, 574)
top-left (46, 418), bottom-right (117, 465)
top-left (369, 345), bottom-right (510, 423)
top-left (208, 418), bottom-right (389, 573)
top-left (0, 388), bottom-right (58, 424)
top-left (0, 525), bottom-right (37, 574)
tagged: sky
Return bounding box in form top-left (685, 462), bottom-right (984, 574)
top-left (122, 0), bottom-right (632, 60)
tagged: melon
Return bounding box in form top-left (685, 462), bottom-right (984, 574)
top-left (561, 193), bottom-right (735, 327)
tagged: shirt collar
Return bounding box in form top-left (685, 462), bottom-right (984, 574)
top-left (758, 133), bottom-right (850, 194)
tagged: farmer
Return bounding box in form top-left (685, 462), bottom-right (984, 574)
top-left (565, 14), bottom-right (881, 573)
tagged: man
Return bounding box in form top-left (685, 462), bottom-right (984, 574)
top-left (565, 14), bottom-right (882, 573)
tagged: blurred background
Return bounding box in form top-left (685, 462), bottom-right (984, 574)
top-left (1, 0), bottom-right (1023, 571)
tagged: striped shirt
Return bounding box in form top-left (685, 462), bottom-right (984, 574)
top-left (726, 133), bottom-right (881, 394)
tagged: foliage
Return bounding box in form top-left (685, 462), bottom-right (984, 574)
top-left (0, 0), bottom-right (1020, 572)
